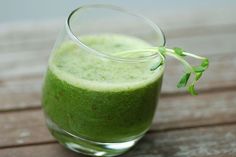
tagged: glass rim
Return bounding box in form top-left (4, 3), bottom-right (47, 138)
top-left (65, 4), bottom-right (166, 63)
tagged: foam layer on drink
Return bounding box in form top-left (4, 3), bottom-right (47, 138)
top-left (49, 34), bottom-right (164, 91)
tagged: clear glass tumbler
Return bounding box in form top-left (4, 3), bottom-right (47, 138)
top-left (42, 4), bottom-right (165, 157)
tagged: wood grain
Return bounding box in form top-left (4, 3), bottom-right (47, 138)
top-left (153, 90), bottom-right (236, 131)
top-left (0, 143), bottom-right (79, 157)
top-left (1, 26), bottom-right (235, 55)
top-left (0, 80), bottom-right (41, 111)
top-left (124, 124), bottom-right (236, 157)
top-left (0, 110), bottom-right (54, 147)
top-left (1, 124), bottom-right (236, 157)
top-left (0, 90), bottom-right (235, 148)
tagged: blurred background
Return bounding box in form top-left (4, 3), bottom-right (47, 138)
top-left (1, 0), bottom-right (235, 49)
top-left (0, 0), bottom-right (236, 157)
top-left (1, 0), bottom-right (235, 23)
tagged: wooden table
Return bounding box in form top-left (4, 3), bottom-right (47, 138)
top-left (0, 6), bottom-right (236, 157)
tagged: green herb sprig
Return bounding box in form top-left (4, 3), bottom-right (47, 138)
top-left (115, 47), bottom-right (209, 96)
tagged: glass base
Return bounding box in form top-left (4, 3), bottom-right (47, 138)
top-left (46, 118), bottom-right (142, 157)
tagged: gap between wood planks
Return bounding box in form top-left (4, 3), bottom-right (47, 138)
top-left (0, 140), bottom-right (57, 150)
top-left (161, 84), bottom-right (236, 98)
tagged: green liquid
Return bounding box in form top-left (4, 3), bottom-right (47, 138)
top-left (42, 34), bottom-right (164, 142)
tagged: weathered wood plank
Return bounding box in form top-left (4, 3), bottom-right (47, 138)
top-left (0, 21), bottom-right (61, 44)
top-left (0, 26), bottom-right (236, 56)
top-left (0, 39), bottom-right (54, 54)
top-left (0, 90), bottom-right (235, 147)
top-left (0, 143), bottom-right (79, 157)
top-left (124, 125), bottom-right (236, 157)
top-left (153, 90), bottom-right (236, 131)
top-left (1, 124), bottom-right (236, 157)
top-left (0, 110), bottom-right (54, 147)
top-left (0, 51), bottom-right (235, 111)
top-left (2, 23), bottom-right (236, 49)
top-left (0, 80), bottom-right (41, 111)
top-left (0, 50), bottom-right (48, 79)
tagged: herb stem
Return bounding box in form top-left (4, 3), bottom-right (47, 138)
top-left (114, 48), bottom-right (166, 64)
top-left (182, 52), bottom-right (206, 60)
top-left (115, 46), bottom-right (209, 95)
top-left (164, 49), bottom-right (194, 73)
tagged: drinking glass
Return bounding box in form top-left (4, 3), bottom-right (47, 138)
top-left (42, 4), bottom-right (165, 157)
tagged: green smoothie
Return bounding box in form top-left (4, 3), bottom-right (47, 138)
top-left (42, 34), bottom-right (164, 142)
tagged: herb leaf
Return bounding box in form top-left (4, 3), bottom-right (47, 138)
top-left (177, 73), bottom-right (191, 88)
top-left (201, 59), bottom-right (209, 68)
top-left (193, 66), bottom-right (206, 72)
top-left (173, 47), bottom-right (186, 56)
top-left (161, 48), bottom-right (208, 95)
top-left (195, 72), bottom-right (203, 81)
top-left (188, 84), bottom-right (198, 96)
